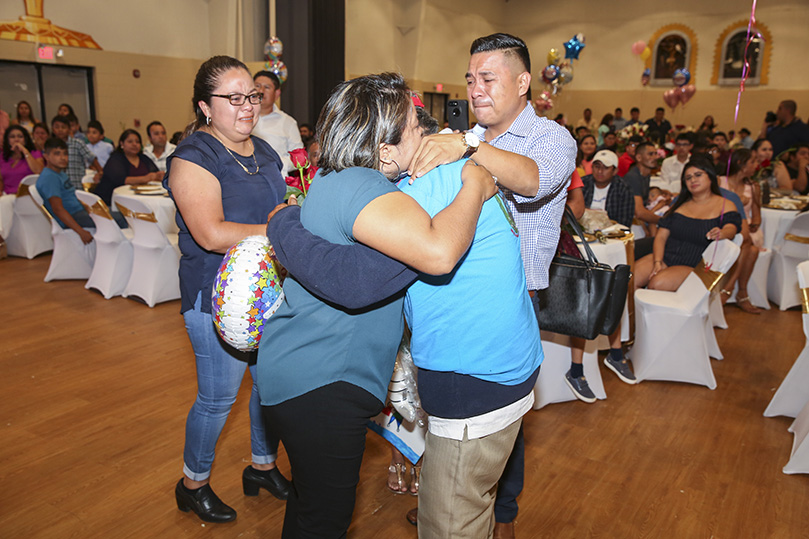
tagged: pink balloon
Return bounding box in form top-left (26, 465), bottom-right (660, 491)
top-left (663, 89), bottom-right (680, 109)
top-left (680, 84), bottom-right (696, 104)
top-left (631, 41), bottom-right (647, 56)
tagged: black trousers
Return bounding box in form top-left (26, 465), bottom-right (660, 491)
top-left (263, 382), bottom-right (383, 539)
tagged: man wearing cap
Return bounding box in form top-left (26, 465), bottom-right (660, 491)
top-left (566, 149), bottom-right (636, 400)
top-left (582, 150), bottom-right (634, 228)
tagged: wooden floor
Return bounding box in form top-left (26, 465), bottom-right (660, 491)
top-left (1, 254), bottom-right (807, 539)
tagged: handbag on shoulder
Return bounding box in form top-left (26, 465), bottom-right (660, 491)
top-left (535, 207), bottom-right (628, 340)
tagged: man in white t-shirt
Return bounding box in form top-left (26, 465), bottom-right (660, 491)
top-left (251, 70), bottom-right (304, 175)
top-left (660, 133), bottom-right (692, 189)
top-left (142, 121), bottom-right (176, 172)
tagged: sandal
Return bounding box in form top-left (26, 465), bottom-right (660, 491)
top-left (410, 464), bottom-right (421, 496)
top-left (737, 296), bottom-right (762, 314)
top-left (387, 463), bottom-right (407, 494)
top-left (719, 288), bottom-right (732, 305)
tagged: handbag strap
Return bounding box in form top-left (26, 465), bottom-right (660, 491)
top-left (562, 206), bottom-right (601, 265)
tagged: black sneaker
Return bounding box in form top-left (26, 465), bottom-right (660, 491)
top-left (564, 370), bottom-right (597, 403)
top-left (604, 356), bottom-right (637, 384)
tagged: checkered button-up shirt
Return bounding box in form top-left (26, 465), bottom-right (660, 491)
top-left (472, 103), bottom-right (577, 290)
top-left (66, 137), bottom-right (96, 190)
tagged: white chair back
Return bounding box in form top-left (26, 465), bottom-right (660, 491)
top-left (781, 213), bottom-right (809, 260)
top-left (116, 196), bottom-right (171, 249)
top-left (6, 174), bottom-right (53, 258)
top-left (763, 260), bottom-right (809, 419)
top-left (28, 184), bottom-right (95, 281)
top-left (116, 196), bottom-right (180, 307)
top-left (75, 190), bottom-right (133, 299)
top-left (702, 239), bottom-right (741, 276)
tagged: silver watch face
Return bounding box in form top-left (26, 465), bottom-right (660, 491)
top-left (464, 131), bottom-right (480, 148)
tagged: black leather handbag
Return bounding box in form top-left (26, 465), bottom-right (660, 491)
top-left (534, 207), bottom-right (629, 340)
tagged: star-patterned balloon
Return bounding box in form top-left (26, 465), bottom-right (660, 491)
top-left (212, 236), bottom-right (285, 352)
top-left (563, 35), bottom-right (585, 60)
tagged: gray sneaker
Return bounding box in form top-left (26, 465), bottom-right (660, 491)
top-left (564, 370), bottom-right (597, 403)
top-left (604, 356), bottom-right (637, 384)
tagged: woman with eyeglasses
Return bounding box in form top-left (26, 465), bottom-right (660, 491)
top-left (165, 56), bottom-right (290, 524)
top-left (93, 129), bottom-right (161, 205)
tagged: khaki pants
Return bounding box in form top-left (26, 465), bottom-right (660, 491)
top-left (418, 418), bottom-right (522, 539)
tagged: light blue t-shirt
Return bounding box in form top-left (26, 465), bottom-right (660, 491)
top-left (36, 167), bottom-right (83, 229)
top-left (257, 167), bottom-right (405, 406)
top-left (399, 160), bottom-right (542, 385)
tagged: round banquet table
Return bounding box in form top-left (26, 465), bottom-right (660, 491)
top-left (760, 207), bottom-right (800, 251)
top-left (111, 184), bottom-right (178, 234)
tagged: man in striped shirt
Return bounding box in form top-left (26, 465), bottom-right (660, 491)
top-left (409, 32), bottom-right (576, 538)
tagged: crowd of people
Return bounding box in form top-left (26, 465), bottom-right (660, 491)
top-left (2, 29), bottom-right (808, 539)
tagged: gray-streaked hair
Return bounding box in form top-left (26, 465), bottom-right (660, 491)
top-left (315, 72), bottom-right (411, 175)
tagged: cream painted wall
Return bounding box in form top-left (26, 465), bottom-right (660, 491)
top-left (346, 0), bottom-right (809, 133)
top-left (0, 1), bottom-right (212, 59)
top-left (2, 40), bottom-right (200, 140)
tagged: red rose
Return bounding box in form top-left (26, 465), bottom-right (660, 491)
top-left (289, 148), bottom-right (309, 169)
top-left (285, 176), bottom-right (302, 191)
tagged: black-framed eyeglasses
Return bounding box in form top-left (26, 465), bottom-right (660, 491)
top-left (211, 93), bottom-right (263, 106)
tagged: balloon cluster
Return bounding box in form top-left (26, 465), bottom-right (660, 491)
top-left (263, 36), bottom-right (288, 84)
top-left (535, 34), bottom-right (586, 112)
top-left (663, 68), bottom-right (696, 109)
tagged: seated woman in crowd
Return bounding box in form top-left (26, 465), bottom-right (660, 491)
top-left (12, 101), bottom-right (37, 133)
top-left (634, 157), bottom-right (742, 292)
top-left (31, 123), bottom-right (49, 153)
top-left (94, 129), bottom-right (161, 205)
top-left (751, 138), bottom-right (776, 189)
top-left (1, 125), bottom-right (44, 195)
top-left (577, 134), bottom-right (596, 176)
top-left (718, 148), bottom-right (763, 313)
top-left (597, 113), bottom-right (613, 146)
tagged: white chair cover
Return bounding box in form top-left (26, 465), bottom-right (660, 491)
top-left (118, 197), bottom-right (180, 307)
top-left (76, 190), bottom-right (133, 299)
top-left (5, 175), bottom-right (53, 259)
top-left (703, 240), bottom-right (742, 360)
top-left (533, 331), bottom-right (606, 409)
top-left (784, 398), bottom-right (809, 474)
top-left (0, 193), bottom-right (14, 239)
top-left (27, 184), bottom-right (95, 281)
top-left (708, 234), bottom-right (744, 330)
top-left (768, 213), bottom-right (809, 311)
top-left (630, 240), bottom-right (740, 389)
top-left (764, 261), bottom-right (809, 418)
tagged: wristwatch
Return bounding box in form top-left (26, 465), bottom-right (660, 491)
top-left (462, 131), bottom-right (480, 159)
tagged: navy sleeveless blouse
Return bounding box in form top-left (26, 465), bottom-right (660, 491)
top-left (164, 131), bottom-right (286, 314)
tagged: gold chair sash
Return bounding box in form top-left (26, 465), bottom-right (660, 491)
top-left (80, 199), bottom-right (113, 220)
top-left (693, 260), bottom-right (725, 293)
top-left (116, 202), bottom-right (157, 223)
top-left (785, 233), bottom-right (809, 245)
top-left (802, 287), bottom-right (809, 314)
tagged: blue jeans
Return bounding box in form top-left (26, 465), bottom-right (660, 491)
top-left (182, 293), bottom-right (279, 480)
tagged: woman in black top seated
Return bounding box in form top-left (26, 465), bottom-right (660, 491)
top-left (94, 129), bottom-right (161, 205)
top-left (634, 157), bottom-right (742, 292)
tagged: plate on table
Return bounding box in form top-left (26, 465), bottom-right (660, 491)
top-left (765, 198), bottom-right (805, 211)
top-left (573, 232), bottom-right (597, 243)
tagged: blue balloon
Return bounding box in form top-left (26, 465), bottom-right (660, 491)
top-left (643, 68), bottom-right (651, 76)
top-left (673, 68), bottom-right (691, 87)
top-left (563, 36), bottom-right (585, 60)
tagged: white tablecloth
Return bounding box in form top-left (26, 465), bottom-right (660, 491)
top-left (112, 185), bottom-right (178, 234)
top-left (761, 207), bottom-right (799, 251)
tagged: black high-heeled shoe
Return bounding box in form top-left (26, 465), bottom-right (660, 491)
top-left (175, 479), bottom-right (237, 523)
top-left (242, 465), bottom-right (291, 500)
